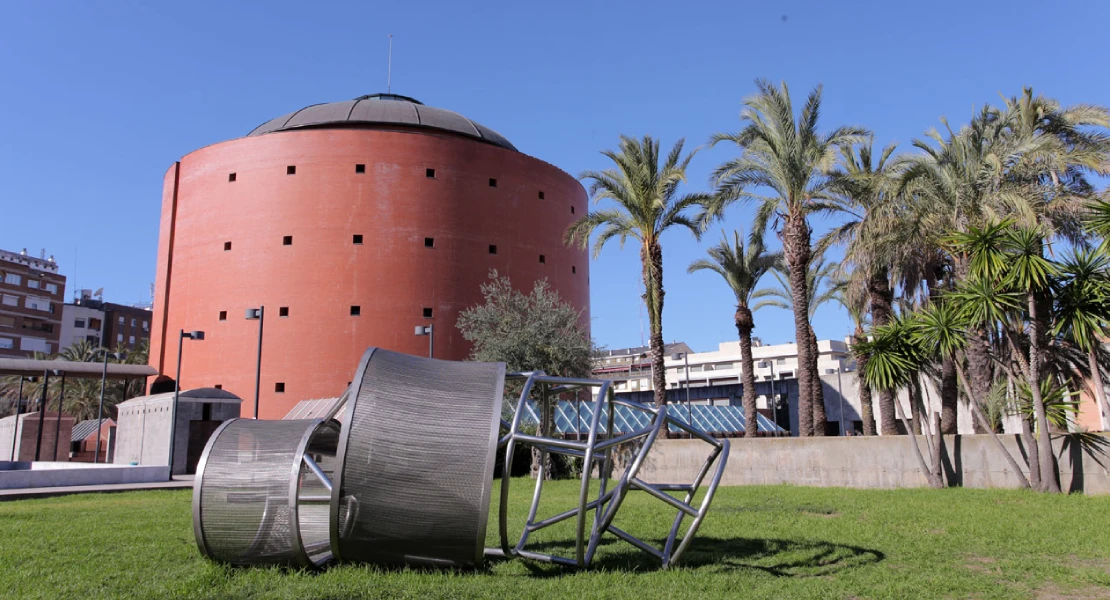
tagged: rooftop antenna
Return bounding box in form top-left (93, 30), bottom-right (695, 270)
top-left (386, 34), bottom-right (393, 93)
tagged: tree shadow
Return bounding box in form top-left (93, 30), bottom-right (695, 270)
top-left (496, 536), bottom-right (884, 578)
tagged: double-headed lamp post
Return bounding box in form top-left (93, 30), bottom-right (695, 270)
top-left (168, 330), bottom-right (204, 480)
top-left (94, 348), bottom-right (127, 464)
top-left (414, 325), bottom-right (433, 358)
top-left (671, 352), bottom-right (693, 426)
top-left (245, 307), bottom-right (264, 418)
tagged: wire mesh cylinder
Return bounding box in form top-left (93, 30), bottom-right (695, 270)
top-left (193, 418), bottom-right (340, 567)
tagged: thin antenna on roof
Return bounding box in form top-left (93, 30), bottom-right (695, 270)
top-left (386, 34), bottom-right (393, 93)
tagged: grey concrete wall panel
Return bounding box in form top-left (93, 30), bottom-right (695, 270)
top-left (637, 434), bottom-right (1110, 495)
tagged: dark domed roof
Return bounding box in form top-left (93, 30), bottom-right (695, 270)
top-left (247, 93), bottom-right (516, 151)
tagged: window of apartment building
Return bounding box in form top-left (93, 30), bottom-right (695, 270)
top-left (25, 297), bottom-right (50, 312)
top-left (129, 335), bottom-right (136, 345)
top-left (75, 318), bottom-right (86, 328)
top-left (85, 335), bottom-right (99, 344)
top-left (776, 358), bottom-right (786, 364)
top-left (2, 295), bottom-right (18, 307)
top-left (44, 283), bottom-right (57, 294)
top-left (0, 337), bottom-right (13, 350)
top-left (118, 316), bottom-right (124, 324)
top-left (117, 333), bottom-right (123, 343)
top-left (22, 320), bottom-right (52, 333)
top-left (27, 279), bottom-right (39, 289)
top-left (0, 316), bottom-right (14, 328)
top-left (131, 318), bottom-right (136, 327)
top-left (3, 273), bottom-right (21, 285)
top-left (89, 318), bottom-right (101, 330)
top-left (142, 321), bottom-right (149, 331)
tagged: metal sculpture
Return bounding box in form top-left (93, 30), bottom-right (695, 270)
top-left (193, 348), bottom-right (728, 571)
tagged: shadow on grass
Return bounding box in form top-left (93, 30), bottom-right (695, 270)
top-left (497, 536), bottom-right (884, 578)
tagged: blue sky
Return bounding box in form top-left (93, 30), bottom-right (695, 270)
top-left (2, 0), bottom-right (1107, 353)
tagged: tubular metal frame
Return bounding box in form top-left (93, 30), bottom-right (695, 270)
top-left (490, 372), bottom-right (729, 569)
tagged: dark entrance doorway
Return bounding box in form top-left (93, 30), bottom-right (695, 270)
top-left (187, 420), bottom-right (223, 474)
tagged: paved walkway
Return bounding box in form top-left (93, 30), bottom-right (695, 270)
top-left (0, 475), bottom-right (194, 501)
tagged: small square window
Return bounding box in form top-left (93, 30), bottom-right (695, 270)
top-left (353, 234), bottom-right (364, 245)
top-left (571, 206), bottom-right (575, 214)
top-left (489, 178), bottom-right (497, 188)
top-left (539, 255), bottom-right (546, 264)
top-left (279, 307), bottom-right (289, 317)
top-left (424, 237), bottom-right (435, 248)
top-left (214, 384), bottom-right (222, 390)
top-left (350, 306), bottom-right (361, 316)
top-left (538, 191), bottom-right (545, 200)
top-left (426, 168), bottom-right (436, 178)
top-left (275, 382), bottom-right (285, 393)
top-left (423, 307), bottom-right (433, 318)
top-left (219, 311), bottom-right (227, 321)
top-left (572, 266), bottom-right (577, 274)
top-left (283, 236), bottom-right (293, 246)
top-left (355, 164), bottom-right (366, 173)
top-left (286, 165), bottom-right (296, 175)
top-left (489, 245), bottom-right (497, 255)
top-left (228, 173), bottom-right (237, 182)
top-left (224, 241), bottom-right (232, 251)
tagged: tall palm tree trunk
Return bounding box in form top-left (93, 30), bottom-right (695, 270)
top-left (783, 211), bottom-right (814, 436)
top-left (736, 307), bottom-right (758, 437)
top-left (940, 357), bottom-right (959, 433)
top-left (1026, 292), bottom-right (1059, 493)
top-left (869, 270), bottom-right (898, 434)
top-left (809, 326), bottom-right (827, 435)
top-left (966, 328), bottom-right (993, 434)
top-left (644, 241), bottom-right (668, 408)
top-left (853, 328), bottom-right (877, 435)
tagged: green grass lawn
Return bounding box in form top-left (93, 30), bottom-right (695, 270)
top-left (1, 480), bottom-right (1108, 599)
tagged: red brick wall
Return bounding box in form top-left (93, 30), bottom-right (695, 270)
top-left (150, 129), bottom-right (589, 418)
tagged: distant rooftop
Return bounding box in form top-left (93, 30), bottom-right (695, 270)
top-left (0, 248), bottom-right (59, 273)
top-left (247, 93), bottom-right (517, 151)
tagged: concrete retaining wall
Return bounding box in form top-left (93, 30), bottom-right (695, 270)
top-left (639, 434), bottom-right (1110, 494)
top-left (0, 462), bottom-right (170, 490)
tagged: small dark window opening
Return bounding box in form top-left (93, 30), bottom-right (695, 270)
top-left (423, 307), bottom-right (433, 318)
top-left (213, 385), bottom-right (222, 391)
top-left (426, 168), bottom-right (436, 178)
top-left (489, 245), bottom-right (497, 255)
top-left (218, 311), bottom-right (227, 321)
top-left (223, 241), bottom-right (232, 251)
top-left (350, 306), bottom-right (361, 316)
top-left (286, 165), bottom-right (296, 175)
top-left (424, 237), bottom-right (435, 248)
top-left (283, 236), bottom-right (293, 246)
top-left (538, 191), bottom-right (545, 200)
top-left (353, 234), bottom-right (363, 245)
top-left (539, 255), bottom-right (546, 264)
top-left (228, 173), bottom-right (237, 182)
top-left (489, 178), bottom-right (497, 187)
top-left (275, 382), bottom-right (285, 393)
top-left (572, 266), bottom-right (577, 274)
top-left (571, 206), bottom-right (576, 214)
top-left (355, 164), bottom-right (366, 173)
top-left (279, 307), bottom-right (289, 317)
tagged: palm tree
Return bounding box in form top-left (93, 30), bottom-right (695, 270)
top-left (688, 228), bottom-right (781, 437)
top-left (565, 135), bottom-right (711, 407)
top-left (751, 255), bottom-right (840, 318)
top-left (1055, 248), bottom-right (1110, 430)
top-left (704, 79), bottom-right (868, 436)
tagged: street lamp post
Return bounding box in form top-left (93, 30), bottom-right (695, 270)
top-left (94, 348), bottom-right (127, 463)
top-left (245, 307), bottom-right (265, 418)
top-left (414, 325), bottom-right (433, 358)
top-left (168, 330), bottom-right (204, 480)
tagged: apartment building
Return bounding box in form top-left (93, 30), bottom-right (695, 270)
top-left (58, 292), bottom-right (152, 352)
top-left (0, 249), bottom-right (66, 357)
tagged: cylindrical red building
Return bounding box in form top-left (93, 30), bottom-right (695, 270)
top-left (149, 94), bottom-right (589, 418)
